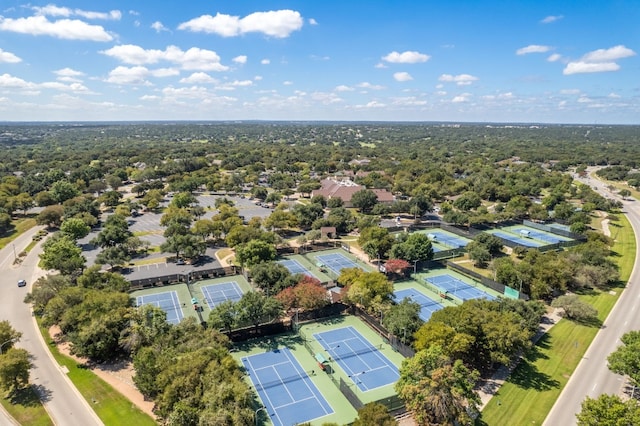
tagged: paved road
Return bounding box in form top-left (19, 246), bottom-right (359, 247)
top-left (544, 170), bottom-right (640, 425)
top-left (0, 227), bottom-right (102, 426)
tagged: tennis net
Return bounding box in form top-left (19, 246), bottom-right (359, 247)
top-left (252, 371), bottom-right (314, 392)
top-left (330, 345), bottom-right (380, 361)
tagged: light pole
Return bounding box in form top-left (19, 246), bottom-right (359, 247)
top-left (254, 406), bottom-right (267, 426)
top-left (0, 338), bottom-right (18, 355)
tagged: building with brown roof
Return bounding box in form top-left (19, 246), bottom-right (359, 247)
top-left (311, 178), bottom-right (394, 208)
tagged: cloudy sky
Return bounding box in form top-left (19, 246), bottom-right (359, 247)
top-left (0, 1), bottom-right (638, 123)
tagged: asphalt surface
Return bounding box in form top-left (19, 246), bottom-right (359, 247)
top-left (0, 227), bottom-right (102, 426)
top-left (543, 169), bottom-right (640, 425)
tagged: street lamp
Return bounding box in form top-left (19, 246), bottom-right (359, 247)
top-left (254, 406), bottom-right (267, 426)
top-left (0, 338), bottom-right (18, 355)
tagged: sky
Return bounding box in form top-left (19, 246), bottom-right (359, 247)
top-left (0, 1), bottom-right (638, 124)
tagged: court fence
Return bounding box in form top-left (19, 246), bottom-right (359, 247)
top-left (445, 261), bottom-right (529, 301)
top-left (352, 306), bottom-right (415, 358)
top-left (522, 219), bottom-right (587, 242)
top-left (339, 377), bottom-right (364, 410)
top-left (225, 321), bottom-right (291, 343)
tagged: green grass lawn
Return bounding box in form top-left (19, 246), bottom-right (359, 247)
top-left (0, 217), bottom-right (37, 250)
top-left (479, 214), bottom-right (635, 425)
top-left (0, 386), bottom-right (53, 426)
top-left (38, 323), bottom-right (157, 426)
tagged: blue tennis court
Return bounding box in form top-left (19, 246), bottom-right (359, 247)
top-left (394, 288), bottom-right (444, 321)
top-left (278, 259), bottom-right (318, 279)
top-left (509, 226), bottom-right (572, 244)
top-left (490, 230), bottom-right (544, 247)
top-left (136, 291), bottom-right (184, 325)
top-left (313, 326), bottom-right (399, 392)
top-left (426, 230), bottom-right (470, 248)
top-left (201, 282), bottom-right (243, 308)
top-left (242, 348), bottom-right (333, 426)
top-left (316, 253), bottom-right (363, 275)
top-left (426, 274), bottom-right (496, 302)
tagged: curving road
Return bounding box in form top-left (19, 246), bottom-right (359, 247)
top-left (0, 226), bottom-right (102, 426)
top-left (544, 171), bottom-right (640, 425)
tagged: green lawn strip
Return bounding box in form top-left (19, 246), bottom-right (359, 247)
top-left (0, 386), bottom-right (53, 426)
top-left (0, 218), bottom-right (37, 249)
top-left (37, 323), bottom-right (157, 426)
top-left (480, 214), bottom-right (635, 425)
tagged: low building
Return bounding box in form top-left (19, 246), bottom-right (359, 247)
top-left (311, 178), bottom-right (394, 207)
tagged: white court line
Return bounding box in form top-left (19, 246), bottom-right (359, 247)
top-left (281, 349), bottom-right (332, 416)
top-left (244, 356), bottom-right (284, 426)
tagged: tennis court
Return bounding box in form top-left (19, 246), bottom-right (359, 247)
top-left (424, 229), bottom-right (471, 248)
top-left (242, 348), bottom-right (333, 426)
top-left (488, 230), bottom-right (544, 247)
top-left (278, 258), bottom-right (318, 279)
top-left (313, 326), bottom-right (400, 392)
top-left (201, 281), bottom-right (243, 309)
top-left (136, 291), bottom-right (184, 325)
top-left (425, 274), bottom-right (496, 302)
top-left (394, 288), bottom-right (444, 321)
top-left (508, 225), bottom-right (572, 244)
top-left (316, 253), bottom-right (362, 275)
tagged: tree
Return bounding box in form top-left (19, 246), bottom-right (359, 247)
top-left (343, 270), bottom-right (394, 311)
top-left (77, 265), bottom-right (130, 292)
top-left (24, 275), bottom-right (71, 315)
top-left (395, 345), bottom-right (480, 426)
top-left (453, 191), bottom-right (482, 211)
top-left (0, 321), bottom-right (21, 354)
top-left (576, 394), bottom-right (640, 426)
top-left (207, 300), bottom-right (239, 333)
top-left (619, 189), bottom-right (631, 200)
top-left (607, 330), bottom-right (640, 388)
top-left (235, 240), bottom-right (276, 267)
top-left (0, 348), bottom-right (31, 395)
top-left (383, 298), bottom-right (422, 344)
top-left (353, 402), bottom-right (397, 426)
top-left (250, 262), bottom-right (295, 295)
top-left (49, 180), bottom-right (79, 204)
top-left (389, 232), bottom-right (434, 264)
top-left (236, 292), bottom-right (283, 329)
top-left (359, 226), bottom-right (395, 261)
top-left (60, 217), bottom-right (91, 240)
top-left (275, 277), bottom-right (329, 311)
top-left (467, 241), bottom-right (491, 267)
top-left (40, 234), bottom-right (86, 275)
top-left (36, 205), bottom-right (64, 228)
top-left (351, 189), bottom-right (378, 213)
top-left (95, 245), bottom-right (131, 269)
top-left (551, 294), bottom-right (598, 322)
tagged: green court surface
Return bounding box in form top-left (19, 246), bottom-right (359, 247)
top-left (304, 248), bottom-right (375, 281)
top-left (232, 315), bottom-right (405, 425)
top-left (413, 267), bottom-right (502, 304)
top-left (130, 283), bottom-right (198, 323)
top-left (393, 279), bottom-right (459, 309)
top-left (130, 274), bottom-right (253, 321)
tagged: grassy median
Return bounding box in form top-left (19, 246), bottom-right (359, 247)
top-left (480, 213), bottom-right (636, 425)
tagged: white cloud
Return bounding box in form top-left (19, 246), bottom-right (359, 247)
top-left (608, 92), bottom-right (621, 99)
top-left (452, 93), bottom-right (471, 103)
top-left (516, 45), bottom-right (553, 55)
top-left (180, 72), bottom-right (217, 84)
top-left (577, 96), bottom-right (592, 103)
top-left (382, 50), bottom-right (430, 64)
top-left (233, 55), bottom-right (247, 64)
top-left (581, 45), bottom-right (636, 62)
top-left (216, 80), bottom-right (254, 91)
top-left (151, 21), bottom-right (169, 32)
top-left (105, 66), bottom-right (152, 85)
top-left (541, 15), bottom-right (563, 24)
top-left (151, 68), bottom-right (179, 78)
top-left (563, 62), bottom-right (620, 75)
top-left (560, 89), bottom-right (581, 95)
top-left (33, 5), bottom-right (122, 20)
top-left (0, 48), bottom-right (21, 63)
top-left (393, 72), bottom-right (413, 82)
top-left (547, 53), bottom-right (562, 62)
top-left (178, 10), bottom-right (303, 38)
top-left (261, 59), bottom-right (270, 65)
top-left (309, 18), bottom-right (318, 25)
top-left (391, 96), bottom-right (427, 106)
top-left (0, 73), bottom-right (35, 89)
top-left (334, 85), bottom-right (354, 92)
top-left (283, 81), bottom-right (293, 85)
top-left (438, 74), bottom-right (478, 85)
top-left (54, 68), bottom-right (84, 77)
top-left (101, 45), bottom-right (229, 71)
top-left (0, 15), bottom-right (113, 41)
top-left (254, 76), bottom-right (263, 81)
top-left (357, 82), bottom-right (385, 90)
top-left (40, 81), bottom-right (91, 93)
top-left (374, 62), bottom-right (387, 69)
top-left (564, 45), bottom-right (636, 75)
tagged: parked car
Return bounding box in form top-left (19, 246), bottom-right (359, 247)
top-left (17, 279), bottom-right (27, 287)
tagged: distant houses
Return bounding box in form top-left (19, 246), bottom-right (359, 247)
top-left (311, 177), bottom-right (394, 207)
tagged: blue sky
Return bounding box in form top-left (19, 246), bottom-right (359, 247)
top-left (0, 1), bottom-right (638, 123)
